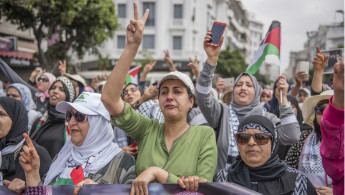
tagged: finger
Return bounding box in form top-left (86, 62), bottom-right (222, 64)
top-left (189, 57), bottom-right (193, 63)
top-left (130, 183), bottom-right (135, 195)
top-left (19, 156), bottom-right (28, 164)
top-left (141, 9), bottom-right (150, 24)
top-left (152, 61), bottom-right (157, 67)
top-left (194, 177), bottom-right (199, 192)
top-left (23, 133), bottom-right (34, 149)
top-left (59, 60), bottom-right (63, 65)
top-left (184, 178), bottom-right (190, 191)
top-left (177, 179), bottom-right (186, 188)
top-left (188, 177), bottom-right (195, 192)
top-left (3, 180), bottom-right (11, 186)
top-left (316, 46), bottom-right (321, 54)
top-left (195, 55), bottom-right (197, 61)
top-left (219, 36), bottom-right (224, 47)
top-left (133, 3), bottom-right (139, 20)
top-left (199, 179), bottom-right (207, 183)
top-left (142, 182), bottom-right (148, 195)
top-left (324, 55), bottom-right (329, 63)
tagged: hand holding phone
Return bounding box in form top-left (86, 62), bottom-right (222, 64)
top-left (297, 61), bottom-right (309, 81)
top-left (207, 22), bottom-right (227, 47)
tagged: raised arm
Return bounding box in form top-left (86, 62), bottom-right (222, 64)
top-left (290, 71), bottom-right (308, 96)
top-left (187, 55), bottom-right (200, 82)
top-left (101, 3), bottom-right (149, 117)
top-left (311, 46), bottom-right (329, 94)
top-left (196, 32), bottom-right (224, 129)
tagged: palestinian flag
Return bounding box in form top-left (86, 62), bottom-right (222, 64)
top-left (125, 65), bottom-right (141, 85)
top-left (246, 21), bottom-right (281, 75)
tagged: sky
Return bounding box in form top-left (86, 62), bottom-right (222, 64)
top-left (240, 0), bottom-right (344, 74)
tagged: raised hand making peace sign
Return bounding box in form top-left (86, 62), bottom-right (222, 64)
top-left (126, 3), bottom-right (150, 46)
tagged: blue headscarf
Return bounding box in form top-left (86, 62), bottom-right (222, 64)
top-left (7, 83), bottom-right (36, 111)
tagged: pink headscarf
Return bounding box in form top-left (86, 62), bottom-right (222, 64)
top-left (35, 72), bottom-right (56, 102)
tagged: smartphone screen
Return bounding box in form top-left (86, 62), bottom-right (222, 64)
top-left (321, 48), bottom-right (344, 74)
top-left (208, 22), bottom-right (226, 46)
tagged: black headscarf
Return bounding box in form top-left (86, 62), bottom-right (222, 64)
top-left (264, 79), bottom-right (292, 114)
top-left (228, 115), bottom-right (288, 189)
top-left (31, 76), bottom-right (75, 146)
top-left (0, 97), bottom-right (28, 176)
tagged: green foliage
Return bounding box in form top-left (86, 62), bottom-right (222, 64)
top-left (1, 0), bottom-right (118, 70)
top-left (135, 49), bottom-right (154, 70)
top-left (215, 49), bottom-right (247, 78)
top-left (97, 54), bottom-right (110, 70)
top-left (254, 70), bottom-right (273, 85)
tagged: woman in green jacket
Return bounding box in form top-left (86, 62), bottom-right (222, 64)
top-left (101, 3), bottom-right (217, 194)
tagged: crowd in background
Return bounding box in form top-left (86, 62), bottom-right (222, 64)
top-left (0, 3), bottom-right (343, 195)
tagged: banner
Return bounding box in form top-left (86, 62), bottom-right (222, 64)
top-left (0, 182), bottom-right (260, 195)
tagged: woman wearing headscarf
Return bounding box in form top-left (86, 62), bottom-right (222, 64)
top-left (196, 31), bottom-right (300, 174)
top-left (264, 79), bottom-right (292, 114)
top-left (285, 91), bottom-right (334, 194)
top-left (0, 97), bottom-right (51, 193)
top-left (30, 76), bottom-right (76, 159)
top-left (102, 4), bottom-right (217, 194)
top-left (275, 95), bottom-right (312, 160)
top-left (213, 115), bottom-right (317, 194)
top-left (6, 83), bottom-right (42, 132)
top-left (19, 92), bottom-right (135, 194)
top-left (33, 72), bottom-right (56, 114)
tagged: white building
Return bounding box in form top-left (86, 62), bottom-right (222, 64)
top-left (77, 0), bottom-right (262, 82)
top-left (285, 21), bottom-right (344, 81)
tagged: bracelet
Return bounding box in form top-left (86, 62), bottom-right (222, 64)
top-left (280, 101), bottom-right (291, 109)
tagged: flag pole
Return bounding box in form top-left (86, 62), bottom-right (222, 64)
top-left (280, 24), bottom-right (283, 105)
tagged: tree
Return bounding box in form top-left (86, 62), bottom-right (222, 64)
top-left (215, 47), bottom-right (247, 78)
top-left (1, 0), bottom-right (118, 72)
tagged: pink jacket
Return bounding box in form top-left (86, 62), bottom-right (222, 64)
top-left (320, 96), bottom-right (344, 195)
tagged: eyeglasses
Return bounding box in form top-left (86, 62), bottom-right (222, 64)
top-left (315, 106), bottom-right (326, 115)
top-left (66, 111), bottom-right (87, 123)
top-left (37, 77), bottom-right (49, 83)
top-left (235, 133), bottom-right (272, 145)
top-left (123, 87), bottom-right (138, 96)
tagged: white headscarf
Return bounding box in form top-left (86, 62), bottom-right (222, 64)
top-left (43, 114), bottom-right (122, 185)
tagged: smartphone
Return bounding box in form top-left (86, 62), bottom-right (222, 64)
top-left (321, 48), bottom-right (344, 74)
top-left (36, 67), bottom-right (42, 72)
top-left (207, 22), bottom-right (227, 46)
top-left (297, 61), bottom-right (309, 81)
top-left (223, 77), bottom-right (234, 88)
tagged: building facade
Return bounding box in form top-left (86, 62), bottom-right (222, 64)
top-left (285, 21), bottom-right (344, 81)
top-left (76, 0), bottom-right (262, 82)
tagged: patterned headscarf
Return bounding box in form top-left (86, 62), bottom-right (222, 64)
top-left (50, 76), bottom-right (76, 103)
top-left (228, 115), bottom-right (287, 188)
top-left (7, 83), bottom-right (36, 111)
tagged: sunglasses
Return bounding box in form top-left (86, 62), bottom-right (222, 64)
top-left (123, 87), bottom-right (138, 96)
top-left (315, 106), bottom-right (326, 115)
top-left (66, 111), bottom-right (87, 123)
top-left (235, 133), bottom-right (272, 145)
top-left (37, 77), bottom-right (49, 83)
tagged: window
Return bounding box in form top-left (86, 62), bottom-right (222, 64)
top-left (173, 36), bottom-right (182, 50)
top-left (143, 2), bottom-right (155, 26)
top-left (174, 4), bottom-right (183, 19)
top-left (117, 35), bottom-right (126, 49)
top-left (118, 4), bottom-right (126, 18)
top-left (143, 35), bottom-right (154, 49)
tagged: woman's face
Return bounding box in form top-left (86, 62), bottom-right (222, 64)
top-left (37, 75), bottom-right (50, 92)
top-left (49, 81), bottom-right (66, 106)
top-left (123, 84), bottom-right (141, 105)
top-left (6, 87), bottom-right (22, 103)
top-left (316, 103), bottom-right (328, 125)
top-left (260, 93), bottom-right (270, 103)
top-left (159, 80), bottom-right (193, 121)
top-left (68, 108), bottom-right (90, 147)
top-left (0, 104), bottom-right (12, 139)
top-left (238, 128), bottom-right (272, 168)
top-left (233, 75), bottom-right (255, 106)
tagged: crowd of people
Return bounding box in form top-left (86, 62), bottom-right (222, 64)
top-left (0, 3), bottom-right (343, 195)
